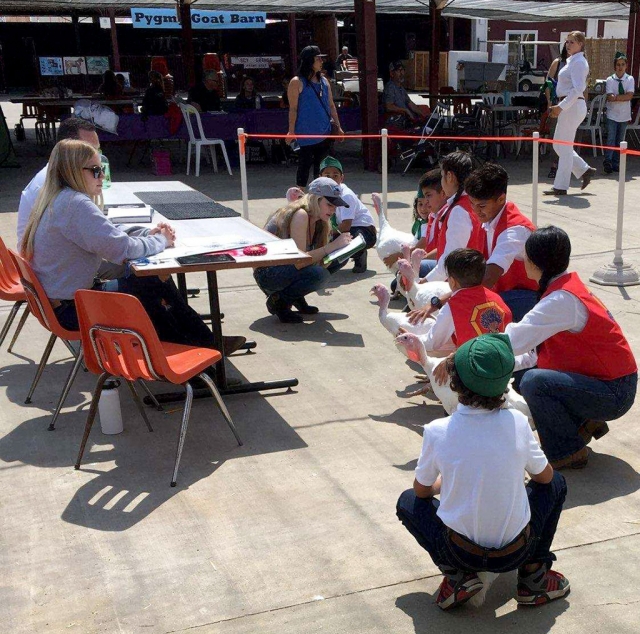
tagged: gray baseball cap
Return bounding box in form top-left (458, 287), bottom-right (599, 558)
top-left (307, 177), bottom-right (350, 207)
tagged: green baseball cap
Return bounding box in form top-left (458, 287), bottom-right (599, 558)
top-left (454, 334), bottom-right (515, 398)
top-left (319, 155), bottom-right (343, 174)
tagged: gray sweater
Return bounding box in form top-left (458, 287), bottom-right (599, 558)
top-left (31, 188), bottom-right (167, 300)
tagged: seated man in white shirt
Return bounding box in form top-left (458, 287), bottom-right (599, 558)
top-left (396, 334), bottom-right (569, 611)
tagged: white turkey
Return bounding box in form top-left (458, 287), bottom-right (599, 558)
top-left (371, 192), bottom-right (417, 269)
top-left (371, 283), bottom-right (435, 339)
top-left (394, 332), bottom-right (534, 427)
top-left (396, 258), bottom-right (450, 311)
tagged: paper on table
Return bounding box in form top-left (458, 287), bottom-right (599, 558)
top-left (181, 235), bottom-right (256, 250)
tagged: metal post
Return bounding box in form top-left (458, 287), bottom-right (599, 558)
top-left (381, 128), bottom-right (388, 215)
top-left (532, 132), bottom-right (539, 226)
top-left (238, 128), bottom-right (249, 220)
top-left (590, 141), bottom-right (640, 286)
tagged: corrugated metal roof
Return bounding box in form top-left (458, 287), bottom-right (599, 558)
top-left (0, 0), bottom-right (631, 20)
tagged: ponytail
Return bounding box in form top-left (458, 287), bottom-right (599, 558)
top-left (524, 226), bottom-right (571, 296)
top-left (440, 151), bottom-right (473, 207)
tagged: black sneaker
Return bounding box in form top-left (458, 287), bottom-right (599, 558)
top-left (517, 564), bottom-right (570, 606)
top-left (547, 166), bottom-right (557, 179)
top-left (603, 160), bottom-right (613, 174)
top-left (293, 298), bottom-right (319, 314)
top-left (276, 307), bottom-right (303, 323)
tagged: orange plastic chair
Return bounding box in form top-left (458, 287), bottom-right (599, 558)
top-left (74, 290), bottom-right (242, 487)
top-left (0, 238), bottom-right (29, 353)
top-left (9, 249), bottom-right (84, 429)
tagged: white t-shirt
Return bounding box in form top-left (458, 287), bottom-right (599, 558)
top-left (415, 405), bottom-right (548, 548)
top-left (17, 164), bottom-right (48, 247)
top-left (334, 183), bottom-right (375, 228)
top-left (605, 73), bottom-right (635, 122)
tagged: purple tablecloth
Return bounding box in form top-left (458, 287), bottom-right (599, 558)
top-left (98, 108), bottom-right (362, 143)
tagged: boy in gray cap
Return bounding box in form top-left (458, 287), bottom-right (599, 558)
top-left (396, 334), bottom-right (570, 611)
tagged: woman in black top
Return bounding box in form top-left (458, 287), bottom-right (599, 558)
top-left (235, 77), bottom-right (263, 110)
top-left (141, 71), bottom-right (168, 116)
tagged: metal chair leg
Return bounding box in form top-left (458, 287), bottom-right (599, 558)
top-left (7, 304), bottom-right (30, 353)
top-left (171, 381), bottom-right (194, 487)
top-left (125, 380), bottom-right (153, 432)
top-left (48, 349), bottom-right (84, 430)
top-left (75, 373), bottom-right (109, 469)
top-left (0, 301), bottom-right (24, 348)
top-left (25, 333), bottom-right (57, 404)
top-left (198, 372), bottom-right (243, 446)
top-left (135, 379), bottom-right (163, 411)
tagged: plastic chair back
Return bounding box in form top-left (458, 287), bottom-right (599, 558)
top-left (75, 290), bottom-right (170, 382)
top-left (0, 238), bottom-right (26, 302)
top-left (9, 249), bottom-right (78, 340)
top-left (179, 102), bottom-right (206, 142)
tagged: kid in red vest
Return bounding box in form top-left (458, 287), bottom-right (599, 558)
top-left (465, 163), bottom-right (539, 322)
top-left (506, 226), bottom-right (637, 470)
top-left (423, 248), bottom-right (512, 354)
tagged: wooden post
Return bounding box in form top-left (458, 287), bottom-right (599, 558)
top-left (109, 10), bottom-right (121, 72)
top-left (354, 0), bottom-right (379, 171)
top-left (429, 0), bottom-right (442, 104)
top-left (72, 13), bottom-right (81, 55)
top-left (179, 1), bottom-right (196, 88)
top-left (288, 13), bottom-right (298, 75)
top-left (627, 0), bottom-right (640, 82)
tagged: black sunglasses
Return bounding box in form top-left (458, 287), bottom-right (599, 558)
top-left (83, 165), bottom-right (106, 179)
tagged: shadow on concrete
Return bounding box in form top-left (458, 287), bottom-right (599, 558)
top-left (542, 193), bottom-right (592, 209)
top-left (0, 375), bottom-right (307, 531)
top-left (561, 450), bottom-right (640, 510)
top-left (369, 401), bottom-right (444, 437)
top-left (396, 581), bottom-right (569, 632)
top-left (249, 314), bottom-right (365, 348)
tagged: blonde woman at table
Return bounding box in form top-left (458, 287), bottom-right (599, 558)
top-left (254, 177), bottom-right (353, 323)
top-left (545, 31), bottom-right (596, 196)
top-left (21, 138), bottom-right (246, 356)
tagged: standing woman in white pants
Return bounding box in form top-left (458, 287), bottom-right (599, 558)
top-left (545, 32), bottom-right (596, 196)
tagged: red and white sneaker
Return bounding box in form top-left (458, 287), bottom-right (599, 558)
top-left (517, 565), bottom-right (570, 606)
top-left (436, 572), bottom-right (483, 610)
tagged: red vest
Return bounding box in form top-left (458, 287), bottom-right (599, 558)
top-left (537, 273), bottom-right (637, 380)
top-left (436, 194), bottom-right (484, 260)
top-left (483, 202), bottom-right (538, 293)
top-left (426, 204), bottom-right (446, 252)
top-left (449, 286), bottom-right (513, 347)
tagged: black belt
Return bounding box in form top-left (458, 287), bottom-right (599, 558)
top-left (448, 524), bottom-right (531, 558)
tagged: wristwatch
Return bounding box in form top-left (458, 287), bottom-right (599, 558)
top-left (430, 296), bottom-right (443, 309)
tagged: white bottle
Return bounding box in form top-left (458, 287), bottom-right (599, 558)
top-left (98, 379), bottom-right (123, 435)
top-left (255, 96), bottom-right (261, 110)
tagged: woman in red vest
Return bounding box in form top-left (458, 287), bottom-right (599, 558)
top-left (507, 227), bottom-right (637, 470)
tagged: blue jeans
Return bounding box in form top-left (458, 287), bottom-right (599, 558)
top-left (396, 472), bottom-right (567, 573)
top-left (54, 276), bottom-right (217, 349)
top-left (499, 289), bottom-right (539, 323)
top-left (391, 259), bottom-right (437, 293)
top-left (520, 369), bottom-right (638, 461)
top-left (253, 264), bottom-right (330, 306)
top-left (605, 119), bottom-right (628, 168)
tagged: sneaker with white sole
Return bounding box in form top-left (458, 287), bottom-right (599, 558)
top-left (436, 570), bottom-right (483, 610)
top-left (517, 564), bottom-right (570, 606)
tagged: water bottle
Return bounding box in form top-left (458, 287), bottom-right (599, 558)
top-left (100, 153), bottom-right (112, 189)
top-left (255, 96), bottom-right (261, 110)
top-left (290, 140), bottom-right (300, 152)
top-left (98, 379), bottom-right (123, 435)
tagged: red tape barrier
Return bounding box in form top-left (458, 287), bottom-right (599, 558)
top-left (242, 132), bottom-right (638, 155)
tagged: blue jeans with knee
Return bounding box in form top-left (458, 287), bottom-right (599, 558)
top-left (605, 119), bottom-right (628, 169)
top-left (253, 264), bottom-right (330, 306)
top-left (499, 289), bottom-right (538, 323)
top-left (396, 472), bottom-right (567, 573)
top-left (519, 368), bottom-right (637, 461)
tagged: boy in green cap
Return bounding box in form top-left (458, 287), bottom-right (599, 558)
top-left (397, 334), bottom-right (570, 611)
top-left (319, 155), bottom-right (377, 273)
top-left (604, 52), bottom-right (635, 173)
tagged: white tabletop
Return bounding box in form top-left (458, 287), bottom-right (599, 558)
top-left (103, 181), bottom-right (311, 274)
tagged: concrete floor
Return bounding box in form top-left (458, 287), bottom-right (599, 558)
top-left (1, 98), bottom-right (640, 633)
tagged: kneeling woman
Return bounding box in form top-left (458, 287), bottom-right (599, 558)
top-left (254, 177), bottom-right (352, 323)
top-left (506, 226), bottom-right (637, 469)
top-left (21, 138), bottom-right (223, 352)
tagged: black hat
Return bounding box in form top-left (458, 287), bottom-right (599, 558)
top-left (389, 61), bottom-right (405, 72)
top-left (300, 46), bottom-right (327, 62)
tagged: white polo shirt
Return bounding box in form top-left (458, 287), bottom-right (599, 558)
top-left (605, 73), bottom-right (635, 122)
top-left (334, 183), bottom-right (375, 228)
top-left (415, 405), bottom-right (548, 548)
top-left (482, 205), bottom-right (532, 274)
